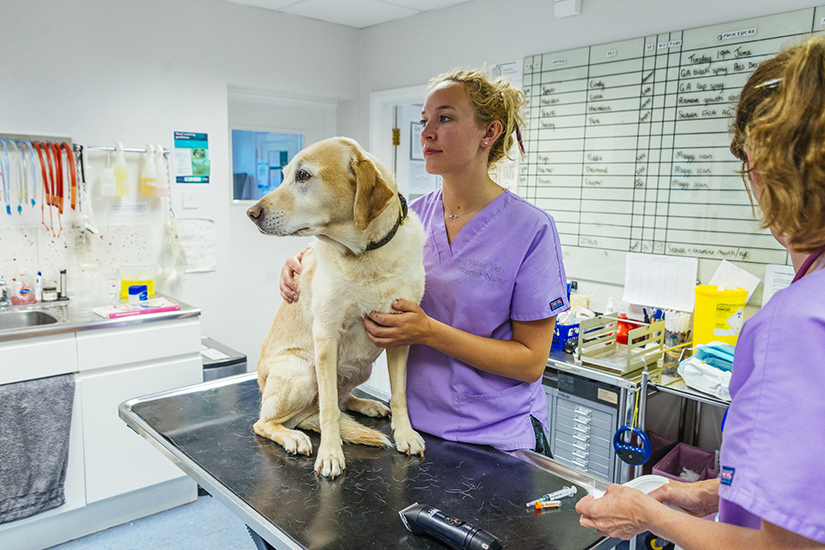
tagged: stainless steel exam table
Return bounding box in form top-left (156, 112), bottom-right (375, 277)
top-left (119, 372), bottom-right (617, 550)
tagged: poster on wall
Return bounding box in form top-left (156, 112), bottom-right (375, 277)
top-left (176, 218), bottom-right (216, 272)
top-left (173, 131), bottom-right (210, 184)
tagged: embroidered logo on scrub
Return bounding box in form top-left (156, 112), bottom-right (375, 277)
top-left (720, 466), bottom-right (735, 486)
top-left (550, 298), bottom-right (564, 311)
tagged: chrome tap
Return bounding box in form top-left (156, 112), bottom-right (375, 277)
top-left (0, 280), bottom-right (10, 307)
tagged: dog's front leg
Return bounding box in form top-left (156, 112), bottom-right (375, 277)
top-left (314, 334), bottom-right (345, 478)
top-left (386, 346), bottom-right (425, 456)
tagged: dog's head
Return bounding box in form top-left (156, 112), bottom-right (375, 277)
top-left (247, 137), bottom-right (397, 245)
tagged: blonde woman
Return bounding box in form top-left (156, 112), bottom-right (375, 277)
top-left (282, 69), bottom-right (569, 453)
top-left (576, 36), bottom-right (825, 549)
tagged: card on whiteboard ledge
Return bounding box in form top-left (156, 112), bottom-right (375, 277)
top-left (92, 297), bottom-right (181, 319)
top-left (622, 253), bottom-right (698, 312)
top-left (708, 260), bottom-right (761, 303)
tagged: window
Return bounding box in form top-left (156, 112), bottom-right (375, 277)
top-left (231, 130), bottom-right (304, 201)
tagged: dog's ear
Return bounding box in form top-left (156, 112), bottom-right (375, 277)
top-left (351, 157), bottom-right (395, 231)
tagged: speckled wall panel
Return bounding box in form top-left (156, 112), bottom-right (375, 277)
top-left (0, 224), bottom-right (153, 291)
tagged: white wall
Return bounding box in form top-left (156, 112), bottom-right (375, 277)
top-left (356, 0), bottom-right (821, 314)
top-left (0, 0), bottom-right (360, 368)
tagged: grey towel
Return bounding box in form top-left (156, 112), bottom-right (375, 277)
top-left (0, 374), bottom-right (75, 525)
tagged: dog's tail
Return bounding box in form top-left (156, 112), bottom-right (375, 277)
top-left (298, 412), bottom-right (391, 448)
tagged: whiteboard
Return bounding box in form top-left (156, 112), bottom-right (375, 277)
top-left (519, 5), bottom-right (825, 303)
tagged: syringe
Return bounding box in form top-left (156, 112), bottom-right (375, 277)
top-left (526, 485), bottom-right (578, 507)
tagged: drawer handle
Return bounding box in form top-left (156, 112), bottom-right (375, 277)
top-left (573, 433), bottom-right (589, 442)
top-left (572, 459), bottom-right (587, 469)
top-left (574, 425), bottom-right (591, 434)
top-left (573, 450), bottom-right (589, 460)
top-left (575, 407), bottom-right (592, 416)
top-left (574, 442), bottom-right (589, 451)
top-left (575, 416), bottom-right (592, 425)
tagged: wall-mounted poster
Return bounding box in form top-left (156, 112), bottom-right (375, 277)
top-left (174, 131), bottom-right (210, 184)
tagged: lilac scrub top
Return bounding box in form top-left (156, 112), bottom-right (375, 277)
top-left (405, 189), bottom-right (570, 451)
top-left (718, 267), bottom-right (825, 543)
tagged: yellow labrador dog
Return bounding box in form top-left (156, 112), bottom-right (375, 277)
top-left (246, 137), bottom-right (426, 478)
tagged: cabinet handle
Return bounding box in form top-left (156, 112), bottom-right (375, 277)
top-left (573, 433), bottom-right (589, 442)
top-left (574, 425), bottom-right (591, 435)
top-left (573, 450), bottom-right (589, 461)
top-left (575, 416), bottom-right (592, 425)
top-left (572, 459), bottom-right (587, 469)
top-left (574, 442), bottom-right (589, 451)
top-left (575, 407), bottom-right (592, 416)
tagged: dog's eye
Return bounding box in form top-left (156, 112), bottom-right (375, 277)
top-left (295, 169), bottom-right (311, 182)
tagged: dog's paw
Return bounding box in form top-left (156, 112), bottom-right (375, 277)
top-left (347, 396), bottom-right (391, 418)
top-left (314, 445), bottom-right (346, 478)
top-left (394, 428), bottom-right (426, 457)
top-left (282, 431), bottom-right (313, 456)
top-left (253, 420), bottom-right (313, 456)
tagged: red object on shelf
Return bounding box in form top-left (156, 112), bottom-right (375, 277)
top-left (617, 313), bottom-right (630, 344)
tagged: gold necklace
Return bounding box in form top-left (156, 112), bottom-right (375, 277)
top-left (443, 180), bottom-right (492, 229)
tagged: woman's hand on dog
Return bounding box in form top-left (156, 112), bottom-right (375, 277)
top-left (280, 249), bottom-right (307, 302)
top-left (364, 300), bottom-right (432, 348)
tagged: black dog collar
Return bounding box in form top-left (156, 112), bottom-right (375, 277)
top-left (365, 193), bottom-right (408, 251)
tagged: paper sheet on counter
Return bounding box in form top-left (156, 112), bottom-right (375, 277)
top-left (622, 253), bottom-right (698, 312)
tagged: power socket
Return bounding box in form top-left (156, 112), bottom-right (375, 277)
top-left (182, 191), bottom-right (199, 209)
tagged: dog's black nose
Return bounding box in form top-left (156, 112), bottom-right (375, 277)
top-left (247, 204), bottom-right (263, 222)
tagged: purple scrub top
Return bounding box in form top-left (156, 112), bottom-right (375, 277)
top-left (405, 189), bottom-right (570, 451)
top-left (718, 267), bottom-right (825, 542)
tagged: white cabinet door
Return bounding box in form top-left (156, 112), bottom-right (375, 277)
top-left (79, 355), bottom-right (202, 503)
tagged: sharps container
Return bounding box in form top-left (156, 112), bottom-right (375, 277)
top-left (693, 285), bottom-right (747, 346)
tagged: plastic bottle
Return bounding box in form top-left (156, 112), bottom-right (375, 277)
top-left (153, 143), bottom-right (169, 197)
top-left (114, 141), bottom-right (129, 197)
top-left (11, 271), bottom-right (36, 305)
top-left (616, 302), bottom-right (630, 345)
top-left (100, 150), bottom-right (117, 196)
top-left (604, 297), bottom-right (614, 315)
top-left (34, 270), bottom-right (42, 301)
top-left (139, 143), bottom-right (157, 197)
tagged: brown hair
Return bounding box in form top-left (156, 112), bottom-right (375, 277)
top-left (429, 68), bottom-right (525, 170)
top-left (731, 35), bottom-right (825, 253)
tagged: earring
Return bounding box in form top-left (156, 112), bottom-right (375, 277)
top-left (484, 141), bottom-right (488, 145)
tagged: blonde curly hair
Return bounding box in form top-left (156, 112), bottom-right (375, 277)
top-left (731, 35), bottom-right (825, 253)
top-left (429, 68), bottom-right (525, 170)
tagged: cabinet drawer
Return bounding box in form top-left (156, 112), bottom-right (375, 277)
top-left (0, 334), bottom-right (77, 385)
top-left (77, 319), bottom-right (200, 371)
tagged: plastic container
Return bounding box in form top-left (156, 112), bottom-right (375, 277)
top-left (702, 466), bottom-right (720, 480)
top-left (552, 322), bottom-right (579, 351)
top-left (616, 312), bottom-right (630, 345)
top-left (642, 431), bottom-right (678, 476)
top-left (42, 286), bottom-right (58, 302)
top-left (34, 271), bottom-right (42, 302)
top-left (139, 143), bottom-right (157, 197)
top-left (693, 285), bottom-right (747, 346)
top-left (114, 141), bottom-right (129, 197)
top-left (128, 284), bottom-right (148, 302)
top-left (11, 272), bottom-right (36, 305)
top-left (120, 265), bottom-right (155, 299)
top-left (652, 442), bottom-right (715, 482)
top-left (153, 143), bottom-right (169, 197)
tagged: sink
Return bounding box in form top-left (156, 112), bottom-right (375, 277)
top-left (0, 310), bottom-right (59, 331)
